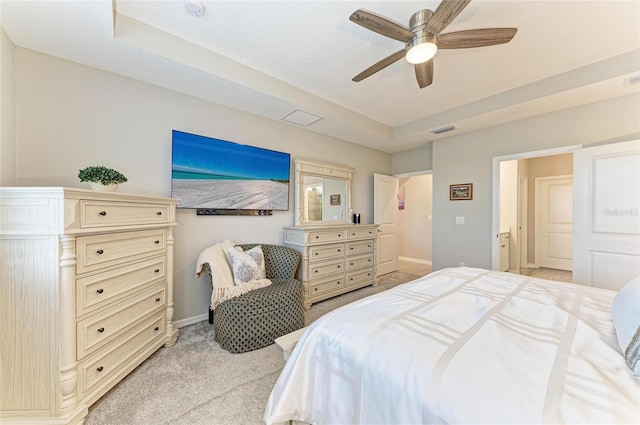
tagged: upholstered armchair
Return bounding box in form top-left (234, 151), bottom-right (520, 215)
top-left (204, 244), bottom-right (305, 353)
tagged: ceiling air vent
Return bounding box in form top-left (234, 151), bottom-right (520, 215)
top-left (625, 74), bottom-right (640, 85)
top-left (431, 125), bottom-right (455, 135)
top-left (281, 109), bottom-right (323, 127)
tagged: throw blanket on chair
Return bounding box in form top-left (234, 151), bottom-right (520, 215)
top-left (196, 240), bottom-right (272, 309)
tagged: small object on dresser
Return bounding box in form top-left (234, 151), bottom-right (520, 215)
top-left (78, 165), bottom-right (128, 191)
top-left (352, 213), bottom-right (361, 224)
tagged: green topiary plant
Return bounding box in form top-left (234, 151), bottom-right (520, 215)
top-left (78, 166), bottom-right (128, 185)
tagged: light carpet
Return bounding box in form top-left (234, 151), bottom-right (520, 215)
top-left (85, 270), bottom-right (425, 425)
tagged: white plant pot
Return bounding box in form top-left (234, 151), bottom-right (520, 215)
top-left (89, 182), bottom-right (118, 192)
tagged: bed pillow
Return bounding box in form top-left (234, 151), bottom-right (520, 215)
top-left (612, 276), bottom-right (640, 376)
top-left (228, 245), bottom-right (266, 286)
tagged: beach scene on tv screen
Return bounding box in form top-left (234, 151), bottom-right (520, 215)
top-left (171, 131), bottom-right (290, 210)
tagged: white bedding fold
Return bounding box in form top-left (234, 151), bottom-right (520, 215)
top-left (264, 267), bottom-right (640, 425)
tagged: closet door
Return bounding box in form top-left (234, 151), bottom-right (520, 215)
top-left (573, 139), bottom-right (640, 290)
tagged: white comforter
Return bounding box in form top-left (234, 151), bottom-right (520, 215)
top-left (264, 267), bottom-right (640, 424)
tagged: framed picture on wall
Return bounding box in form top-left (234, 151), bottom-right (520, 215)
top-left (330, 194), bottom-right (341, 205)
top-left (450, 183), bottom-right (473, 200)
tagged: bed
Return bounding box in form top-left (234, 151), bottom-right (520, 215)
top-left (264, 267), bottom-right (640, 424)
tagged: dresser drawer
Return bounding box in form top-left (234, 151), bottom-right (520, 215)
top-left (308, 229), bottom-right (346, 244)
top-left (80, 200), bottom-right (170, 228)
top-left (347, 227), bottom-right (376, 239)
top-left (309, 243), bottom-right (344, 262)
top-left (309, 276), bottom-right (344, 297)
top-left (309, 258), bottom-right (344, 279)
top-left (76, 229), bottom-right (167, 274)
top-left (77, 285), bottom-right (166, 359)
top-left (77, 256), bottom-right (166, 317)
top-left (347, 254), bottom-right (374, 270)
top-left (77, 313), bottom-right (165, 398)
top-left (346, 268), bottom-right (374, 287)
top-left (347, 240), bottom-right (374, 256)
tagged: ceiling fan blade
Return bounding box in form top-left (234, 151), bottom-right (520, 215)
top-left (353, 50), bottom-right (407, 82)
top-left (425, 0), bottom-right (472, 35)
top-left (438, 28), bottom-right (518, 49)
top-left (415, 60), bottom-right (434, 89)
top-left (350, 9), bottom-right (415, 42)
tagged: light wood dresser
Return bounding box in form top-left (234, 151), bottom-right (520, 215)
top-left (283, 224), bottom-right (378, 308)
top-left (0, 187), bottom-right (179, 425)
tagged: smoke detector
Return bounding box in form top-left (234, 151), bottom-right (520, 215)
top-left (184, 1), bottom-right (205, 17)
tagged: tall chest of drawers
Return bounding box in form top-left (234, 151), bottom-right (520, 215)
top-left (0, 187), bottom-right (179, 425)
top-left (283, 224), bottom-right (378, 308)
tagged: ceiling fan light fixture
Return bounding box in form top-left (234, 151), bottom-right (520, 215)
top-left (406, 34), bottom-right (438, 64)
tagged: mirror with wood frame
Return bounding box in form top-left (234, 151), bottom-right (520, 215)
top-left (293, 158), bottom-right (353, 226)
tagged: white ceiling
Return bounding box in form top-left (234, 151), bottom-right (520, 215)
top-left (2, 0), bottom-right (639, 153)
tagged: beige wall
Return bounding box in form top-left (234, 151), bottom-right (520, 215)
top-left (0, 28), bottom-right (16, 185)
top-left (432, 93), bottom-right (640, 270)
top-left (398, 174), bottom-right (432, 262)
top-left (7, 48), bottom-right (391, 323)
top-left (392, 143), bottom-right (432, 175)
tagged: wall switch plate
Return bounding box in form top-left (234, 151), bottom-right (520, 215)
top-left (455, 216), bottom-right (465, 225)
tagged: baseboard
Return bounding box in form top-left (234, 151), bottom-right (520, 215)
top-left (527, 263), bottom-right (539, 269)
top-left (174, 313), bottom-right (208, 329)
top-left (399, 256), bottom-right (432, 265)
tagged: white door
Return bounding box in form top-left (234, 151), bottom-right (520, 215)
top-left (573, 139), bottom-right (640, 290)
top-left (535, 175), bottom-right (573, 270)
top-left (374, 173), bottom-right (398, 276)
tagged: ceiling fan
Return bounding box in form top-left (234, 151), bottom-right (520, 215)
top-left (349, 0), bottom-right (517, 88)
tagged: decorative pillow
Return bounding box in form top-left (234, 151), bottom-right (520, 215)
top-left (612, 276), bottom-right (640, 376)
top-left (228, 245), bottom-right (266, 286)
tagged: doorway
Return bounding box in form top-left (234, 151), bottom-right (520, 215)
top-left (493, 146), bottom-right (579, 277)
top-left (374, 171), bottom-right (433, 276)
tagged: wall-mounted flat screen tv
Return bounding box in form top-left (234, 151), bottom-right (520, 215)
top-left (171, 130), bottom-right (291, 210)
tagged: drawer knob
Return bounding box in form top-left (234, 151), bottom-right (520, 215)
top-left (314, 288), bottom-right (318, 292)
top-left (156, 211), bottom-right (162, 215)
top-left (314, 270), bottom-right (318, 273)
top-left (154, 240), bottom-right (160, 244)
top-left (154, 326), bottom-right (159, 331)
top-left (96, 249), bottom-right (104, 255)
top-left (314, 252), bottom-right (319, 256)
top-left (97, 366), bottom-right (104, 372)
top-left (368, 259), bottom-right (371, 262)
top-left (315, 236), bottom-right (319, 239)
top-left (350, 247), bottom-right (354, 250)
top-left (338, 234), bottom-right (342, 237)
top-left (96, 288), bottom-right (104, 294)
top-left (154, 269), bottom-right (160, 273)
top-left (368, 245), bottom-right (371, 248)
top-left (97, 327), bottom-right (105, 333)
top-left (352, 233), bottom-right (356, 236)
top-left (367, 273), bottom-right (371, 276)
top-left (99, 211), bottom-right (107, 216)
top-left (155, 297), bottom-right (161, 302)
top-left (350, 262), bottom-right (354, 266)
top-left (336, 281), bottom-right (340, 285)
top-left (337, 265), bottom-right (341, 269)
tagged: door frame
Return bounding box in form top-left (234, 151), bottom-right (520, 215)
top-left (491, 145), bottom-right (581, 271)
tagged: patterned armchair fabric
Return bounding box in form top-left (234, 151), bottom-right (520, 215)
top-left (204, 244), bottom-right (305, 353)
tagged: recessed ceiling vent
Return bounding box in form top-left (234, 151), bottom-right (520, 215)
top-left (625, 74), bottom-right (640, 85)
top-left (431, 125), bottom-right (455, 135)
top-left (281, 109), bottom-right (323, 127)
